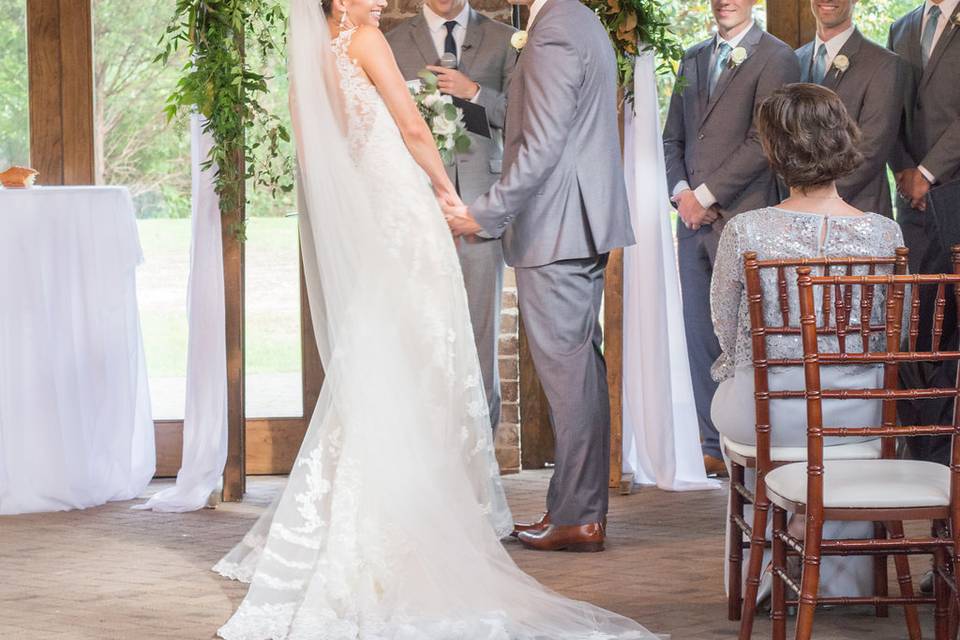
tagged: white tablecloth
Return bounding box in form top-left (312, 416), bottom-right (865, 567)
top-left (0, 186), bottom-right (155, 515)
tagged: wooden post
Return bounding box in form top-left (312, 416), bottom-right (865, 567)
top-left (605, 250), bottom-right (625, 489)
top-left (767, 0), bottom-right (815, 48)
top-left (27, 0), bottom-right (95, 185)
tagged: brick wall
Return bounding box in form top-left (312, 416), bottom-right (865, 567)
top-left (382, 0), bottom-right (522, 473)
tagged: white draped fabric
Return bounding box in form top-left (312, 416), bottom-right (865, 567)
top-left (0, 186), bottom-right (155, 515)
top-left (621, 53), bottom-right (720, 492)
top-left (135, 115), bottom-right (228, 512)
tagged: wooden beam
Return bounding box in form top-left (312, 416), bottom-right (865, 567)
top-left (767, 0), bottom-right (816, 48)
top-left (26, 0), bottom-right (94, 185)
top-left (222, 176), bottom-right (246, 501)
top-left (604, 249), bottom-right (625, 489)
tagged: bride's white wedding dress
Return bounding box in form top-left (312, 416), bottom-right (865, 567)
top-left (214, 3), bottom-right (659, 639)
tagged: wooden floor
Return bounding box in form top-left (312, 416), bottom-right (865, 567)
top-left (0, 470), bottom-right (934, 639)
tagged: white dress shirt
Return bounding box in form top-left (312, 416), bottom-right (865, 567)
top-left (423, 2), bottom-right (481, 101)
top-left (814, 22), bottom-right (857, 71)
top-left (528, 0), bottom-right (550, 30)
top-left (673, 22), bottom-right (755, 208)
top-left (918, 0), bottom-right (959, 182)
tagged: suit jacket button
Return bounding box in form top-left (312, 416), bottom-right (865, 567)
top-left (697, 133), bottom-right (705, 140)
top-left (917, 102), bottom-right (923, 111)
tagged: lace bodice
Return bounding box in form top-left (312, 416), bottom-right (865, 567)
top-left (330, 28), bottom-right (383, 160)
top-left (710, 208), bottom-right (905, 381)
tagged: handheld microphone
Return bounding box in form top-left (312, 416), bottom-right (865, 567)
top-left (439, 52), bottom-right (458, 69)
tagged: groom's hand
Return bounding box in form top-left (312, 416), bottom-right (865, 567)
top-left (426, 66), bottom-right (481, 101)
top-left (441, 198), bottom-right (483, 237)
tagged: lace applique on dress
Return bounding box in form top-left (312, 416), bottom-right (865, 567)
top-left (330, 28), bottom-right (380, 162)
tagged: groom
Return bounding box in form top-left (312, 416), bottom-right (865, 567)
top-left (443, 0), bottom-right (633, 552)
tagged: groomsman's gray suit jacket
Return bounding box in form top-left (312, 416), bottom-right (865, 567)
top-left (797, 29), bottom-right (904, 218)
top-left (469, 0), bottom-right (634, 268)
top-left (888, 4), bottom-right (960, 186)
top-left (386, 10), bottom-right (516, 205)
top-left (663, 24), bottom-right (801, 218)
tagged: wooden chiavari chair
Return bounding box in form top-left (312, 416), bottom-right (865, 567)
top-left (765, 253), bottom-right (960, 640)
top-left (733, 248), bottom-right (917, 638)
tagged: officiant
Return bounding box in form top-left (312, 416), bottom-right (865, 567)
top-left (387, 2), bottom-right (517, 432)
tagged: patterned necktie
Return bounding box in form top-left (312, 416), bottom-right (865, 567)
top-left (444, 21), bottom-right (458, 63)
top-left (710, 42), bottom-right (732, 98)
top-left (813, 43), bottom-right (828, 83)
top-left (921, 5), bottom-right (942, 66)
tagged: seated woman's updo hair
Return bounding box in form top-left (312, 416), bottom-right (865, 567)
top-left (755, 83), bottom-right (863, 190)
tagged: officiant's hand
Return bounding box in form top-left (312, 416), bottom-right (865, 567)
top-left (896, 169), bottom-right (930, 212)
top-left (426, 66), bottom-right (481, 101)
top-left (673, 189), bottom-right (718, 230)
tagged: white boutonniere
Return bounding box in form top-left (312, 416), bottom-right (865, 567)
top-left (511, 30), bottom-right (528, 51)
top-left (951, 12), bottom-right (960, 30)
top-left (729, 46), bottom-right (748, 67)
top-left (833, 54), bottom-right (850, 75)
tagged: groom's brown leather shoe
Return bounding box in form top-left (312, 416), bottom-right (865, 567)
top-left (510, 512), bottom-right (551, 538)
top-left (517, 522), bottom-right (605, 552)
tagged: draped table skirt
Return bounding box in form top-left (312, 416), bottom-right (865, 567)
top-left (0, 186), bottom-right (155, 515)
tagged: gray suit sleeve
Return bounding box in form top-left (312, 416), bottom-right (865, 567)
top-left (662, 60), bottom-right (690, 194)
top-left (469, 26), bottom-right (581, 237)
top-left (701, 47), bottom-right (801, 207)
top-left (887, 27), bottom-right (915, 173)
top-left (838, 55), bottom-right (903, 199)
top-left (922, 117), bottom-right (960, 182)
top-left (473, 48), bottom-right (516, 130)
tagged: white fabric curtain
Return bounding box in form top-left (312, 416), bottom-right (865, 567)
top-left (621, 53), bottom-right (720, 492)
top-left (135, 114), bottom-right (228, 512)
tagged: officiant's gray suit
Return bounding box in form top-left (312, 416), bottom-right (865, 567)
top-left (387, 9), bottom-right (516, 432)
top-left (797, 28), bottom-right (903, 218)
top-left (662, 23), bottom-right (800, 459)
top-left (470, 0), bottom-right (633, 526)
top-left (888, 3), bottom-right (960, 272)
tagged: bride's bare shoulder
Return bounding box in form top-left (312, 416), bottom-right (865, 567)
top-left (348, 25), bottom-right (389, 52)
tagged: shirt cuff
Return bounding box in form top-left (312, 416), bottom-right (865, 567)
top-left (918, 165), bottom-right (935, 184)
top-left (672, 180), bottom-right (690, 198)
top-left (693, 183), bottom-right (718, 209)
top-left (470, 85), bottom-right (481, 103)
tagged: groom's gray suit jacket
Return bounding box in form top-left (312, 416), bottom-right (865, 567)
top-left (470, 0), bottom-right (634, 268)
top-left (797, 29), bottom-right (903, 218)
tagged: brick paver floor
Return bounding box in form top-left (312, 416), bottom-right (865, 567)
top-left (0, 471), bottom-right (934, 639)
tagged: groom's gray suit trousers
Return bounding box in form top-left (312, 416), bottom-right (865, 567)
top-left (515, 255), bottom-right (610, 526)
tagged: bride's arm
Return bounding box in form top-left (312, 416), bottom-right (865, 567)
top-left (350, 26), bottom-right (459, 203)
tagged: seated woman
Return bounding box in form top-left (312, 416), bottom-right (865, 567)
top-left (709, 83), bottom-right (905, 599)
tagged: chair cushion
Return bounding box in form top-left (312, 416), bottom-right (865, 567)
top-left (765, 459), bottom-right (950, 509)
top-left (722, 436), bottom-right (882, 463)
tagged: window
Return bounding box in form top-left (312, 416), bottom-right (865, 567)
top-left (0, 0), bottom-right (29, 168)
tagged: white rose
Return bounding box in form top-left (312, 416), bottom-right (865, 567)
top-left (511, 30), bottom-right (528, 51)
top-left (422, 92), bottom-right (441, 109)
top-left (444, 136), bottom-right (456, 151)
top-left (432, 114), bottom-right (457, 136)
top-left (833, 54), bottom-right (850, 73)
top-left (730, 46), bottom-right (748, 67)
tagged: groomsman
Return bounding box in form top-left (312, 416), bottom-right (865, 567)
top-left (662, 0), bottom-right (800, 476)
top-left (888, 0), bottom-right (960, 273)
top-left (387, 0), bottom-right (516, 432)
top-left (798, 0), bottom-right (904, 217)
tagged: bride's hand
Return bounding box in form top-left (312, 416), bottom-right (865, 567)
top-left (434, 186), bottom-right (464, 210)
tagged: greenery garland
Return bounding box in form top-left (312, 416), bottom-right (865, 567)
top-left (584, 0), bottom-right (684, 104)
top-left (157, 0), bottom-right (293, 236)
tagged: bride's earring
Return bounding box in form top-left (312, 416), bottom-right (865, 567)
top-left (338, 4), bottom-right (351, 30)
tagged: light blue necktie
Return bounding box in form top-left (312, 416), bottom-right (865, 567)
top-left (812, 43), bottom-right (828, 83)
top-left (710, 42), bottom-right (732, 98)
top-left (922, 5), bottom-right (942, 66)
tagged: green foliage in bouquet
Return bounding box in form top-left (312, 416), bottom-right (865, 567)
top-left (411, 71), bottom-right (472, 166)
top-left (156, 0), bottom-right (294, 236)
top-left (582, 0), bottom-right (685, 105)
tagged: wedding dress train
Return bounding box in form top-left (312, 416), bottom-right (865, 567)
top-left (214, 3), bottom-right (660, 638)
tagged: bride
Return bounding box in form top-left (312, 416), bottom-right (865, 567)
top-left (214, 0), bottom-right (659, 638)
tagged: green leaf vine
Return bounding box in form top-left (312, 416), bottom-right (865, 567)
top-left (583, 0), bottom-right (685, 105)
top-left (156, 0), bottom-right (294, 238)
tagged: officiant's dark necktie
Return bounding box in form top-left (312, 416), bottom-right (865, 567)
top-left (444, 21), bottom-right (458, 64)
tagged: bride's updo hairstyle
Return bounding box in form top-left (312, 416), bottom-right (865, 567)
top-left (755, 83), bottom-right (863, 190)
top-left (320, 0), bottom-right (332, 15)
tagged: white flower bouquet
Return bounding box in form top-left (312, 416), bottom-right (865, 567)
top-left (410, 70), bottom-right (471, 165)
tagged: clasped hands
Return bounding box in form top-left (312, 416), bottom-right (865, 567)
top-left (895, 168), bottom-right (932, 212)
top-left (437, 190), bottom-right (482, 237)
top-left (672, 189), bottom-right (720, 231)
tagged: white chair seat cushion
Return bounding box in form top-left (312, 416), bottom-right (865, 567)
top-left (765, 459), bottom-right (950, 509)
top-left (722, 436), bottom-right (882, 463)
